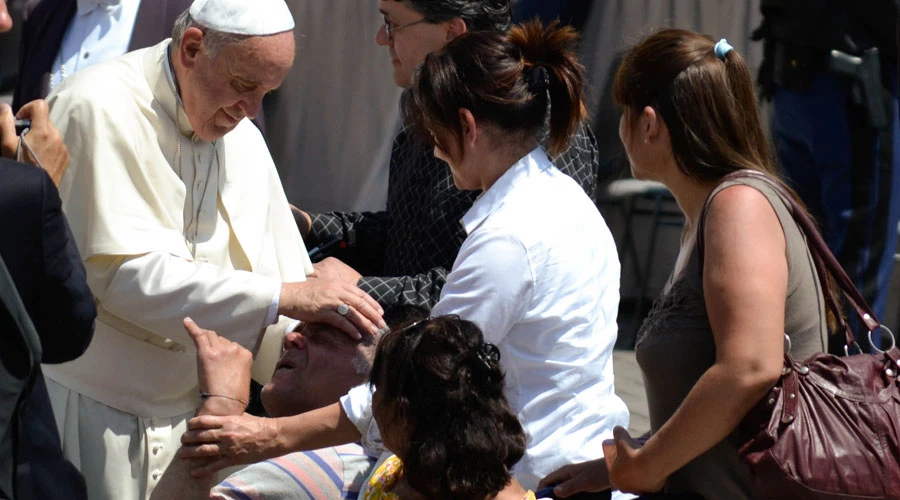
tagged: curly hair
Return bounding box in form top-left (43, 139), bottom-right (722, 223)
top-left (396, 0), bottom-right (512, 33)
top-left (369, 315), bottom-right (526, 499)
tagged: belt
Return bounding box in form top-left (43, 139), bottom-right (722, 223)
top-left (96, 308), bottom-right (187, 352)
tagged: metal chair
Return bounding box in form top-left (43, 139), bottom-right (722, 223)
top-left (601, 178), bottom-right (684, 347)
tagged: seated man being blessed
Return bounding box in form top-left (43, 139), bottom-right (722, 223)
top-left (150, 306), bottom-right (427, 500)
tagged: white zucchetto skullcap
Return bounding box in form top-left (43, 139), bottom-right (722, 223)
top-left (189, 0), bottom-right (295, 36)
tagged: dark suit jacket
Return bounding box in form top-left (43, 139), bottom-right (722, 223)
top-left (0, 158), bottom-right (95, 500)
top-left (13, 0), bottom-right (191, 111)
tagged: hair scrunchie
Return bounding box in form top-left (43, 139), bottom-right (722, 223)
top-left (526, 65), bottom-right (550, 93)
top-left (714, 38), bottom-right (734, 60)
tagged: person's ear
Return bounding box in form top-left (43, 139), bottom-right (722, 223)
top-left (459, 108), bottom-right (477, 148)
top-left (397, 404), bottom-right (415, 432)
top-left (0, 0), bottom-right (12, 33)
top-left (641, 106), bottom-right (660, 144)
top-left (446, 17), bottom-right (467, 41)
top-left (179, 27), bottom-right (205, 68)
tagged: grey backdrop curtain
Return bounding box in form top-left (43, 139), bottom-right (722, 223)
top-left (264, 0), bottom-right (401, 213)
top-left (579, 0), bottom-right (764, 176)
top-left (266, 0), bottom-right (763, 212)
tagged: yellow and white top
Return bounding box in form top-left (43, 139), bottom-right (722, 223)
top-left (364, 455), bottom-right (538, 500)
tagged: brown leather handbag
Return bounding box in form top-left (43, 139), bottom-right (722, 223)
top-left (702, 170), bottom-right (900, 499)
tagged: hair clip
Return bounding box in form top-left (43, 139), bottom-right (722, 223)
top-left (714, 39), bottom-right (734, 60)
top-left (476, 342), bottom-right (501, 369)
top-left (526, 65), bottom-right (550, 93)
top-left (399, 318), bottom-right (428, 335)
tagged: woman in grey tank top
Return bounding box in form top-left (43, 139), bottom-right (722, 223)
top-left (540, 28), bottom-right (830, 499)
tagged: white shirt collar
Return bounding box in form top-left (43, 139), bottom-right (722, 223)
top-left (76, 0), bottom-right (121, 16)
top-left (461, 146), bottom-right (552, 234)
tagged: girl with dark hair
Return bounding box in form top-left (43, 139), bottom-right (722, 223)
top-left (364, 316), bottom-right (536, 499)
top-left (541, 28), bottom-right (831, 499)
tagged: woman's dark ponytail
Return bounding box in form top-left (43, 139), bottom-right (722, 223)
top-left (509, 20), bottom-right (587, 156)
top-left (402, 20), bottom-right (587, 159)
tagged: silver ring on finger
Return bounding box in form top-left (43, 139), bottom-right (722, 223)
top-left (337, 303), bottom-right (350, 316)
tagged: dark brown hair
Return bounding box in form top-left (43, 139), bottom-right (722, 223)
top-left (613, 28), bottom-right (775, 181)
top-left (614, 28), bottom-right (841, 330)
top-left (369, 316), bottom-right (525, 500)
top-left (402, 19), bottom-right (587, 158)
top-left (396, 0), bottom-right (512, 34)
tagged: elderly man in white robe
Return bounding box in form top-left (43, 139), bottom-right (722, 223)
top-left (43, 0), bottom-right (386, 498)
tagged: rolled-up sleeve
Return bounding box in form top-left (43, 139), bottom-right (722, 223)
top-left (339, 383), bottom-right (384, 453)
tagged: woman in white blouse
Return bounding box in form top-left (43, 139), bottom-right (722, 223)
top-left (180, 20), bottom-right (628, 498)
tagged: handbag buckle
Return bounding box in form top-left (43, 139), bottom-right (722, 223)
top-left (867, 325), bottom-right (896, 354)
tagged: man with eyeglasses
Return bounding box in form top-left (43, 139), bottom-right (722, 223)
top-left (293, 0), bottom-right (600, 311)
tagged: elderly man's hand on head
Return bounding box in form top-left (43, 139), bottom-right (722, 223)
top-left (0, 101), bottom-right (71, 186)
top-left (311, 257), bottom-right (362, 286)
top-left (0, 0), bottom-right (11, 32)
top-left (183, 317), bottom-right (252, 417)
top-left (279, 278), bottom-right (385, 340)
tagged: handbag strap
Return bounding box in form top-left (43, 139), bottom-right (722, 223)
top-left (696, 169), bottom-right (880, 350)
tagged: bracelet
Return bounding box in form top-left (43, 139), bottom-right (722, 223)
top-left (199, 391), bottom-right (248, 408)
top-left (18, 129), bottom-right (46, 171)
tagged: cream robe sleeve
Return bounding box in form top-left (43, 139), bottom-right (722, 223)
top-left (86, 253), bottom-right (280, 351)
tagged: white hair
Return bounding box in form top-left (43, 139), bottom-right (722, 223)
top-left (170, 9), bottom-right (250, 59)
top-left (351, 328), bottom-right (385, 377)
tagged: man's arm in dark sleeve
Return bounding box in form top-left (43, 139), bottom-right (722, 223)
top-left (358, 267), bottom-right (449, 311)
top-left (37, 170), bottom-right (96, 363)
top-left (307, 210), bottom-right (388, 276)
top-left (549, 121), bottom-right (600, 201)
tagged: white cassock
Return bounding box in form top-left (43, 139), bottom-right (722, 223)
top-left (44, 40), bottom-right (312, 500)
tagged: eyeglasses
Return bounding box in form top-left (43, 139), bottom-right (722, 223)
top-left (383, 15), bottom-right (427, 41)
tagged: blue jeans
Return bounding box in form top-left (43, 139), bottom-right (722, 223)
top-left (772, 67), bottom-right (900, 351)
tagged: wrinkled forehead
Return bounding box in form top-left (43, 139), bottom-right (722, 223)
top-left (216, 32), bottom-right (294, 76)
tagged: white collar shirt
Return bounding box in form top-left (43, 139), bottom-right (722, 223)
top-left (341, 147), bottom-right (630, 495)
top-left (50, 0), bottom-right (141, 91)
top-left (429, 147), bottom-right (630, 493)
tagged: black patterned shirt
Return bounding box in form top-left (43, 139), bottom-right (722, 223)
top-left (307, 123), bottom-right (599, 309)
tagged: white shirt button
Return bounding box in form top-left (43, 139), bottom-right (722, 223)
top-left (152, 446), bottom-right (160, 455)
top-left (151, 470), bottom-right (161, 481)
